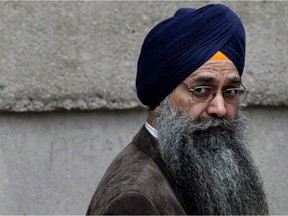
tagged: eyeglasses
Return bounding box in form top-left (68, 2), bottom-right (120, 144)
top-left (182, 82), bottom-right (249, 104)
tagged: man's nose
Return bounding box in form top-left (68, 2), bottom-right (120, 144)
top-left (206, 93), bottom-right (227, 118)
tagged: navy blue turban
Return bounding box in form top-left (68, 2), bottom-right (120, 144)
top-left (136, 4), bottom-right (246, 108)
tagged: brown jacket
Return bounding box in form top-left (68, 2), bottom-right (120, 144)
top-left (86, 126), bottom-right (186, 215)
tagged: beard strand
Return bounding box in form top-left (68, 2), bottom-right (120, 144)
top-left (156, 98), bottom-right (269, 215)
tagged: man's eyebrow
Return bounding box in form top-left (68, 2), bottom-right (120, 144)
top-left (191, 76), bottom-right (216, 83)
top-left (190, 76), bottom-right (241, 84)
top-left (227, 77), bottom-right (241, 84)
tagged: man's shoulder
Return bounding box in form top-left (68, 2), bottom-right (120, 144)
top-left (97, 126), bottom-right (164, 190)
top-left (88, 141), bottom-right (164, 204)
top-left (97, 191), bottom-right (159, 215)
top-left (86, 130), bottom-right (185, 215)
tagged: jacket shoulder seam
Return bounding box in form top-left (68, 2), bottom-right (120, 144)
top-left (101, 191), bottom-right (159, 214)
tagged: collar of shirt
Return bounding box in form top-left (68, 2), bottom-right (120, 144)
top-left (145, 122), bottom-right (158, 138)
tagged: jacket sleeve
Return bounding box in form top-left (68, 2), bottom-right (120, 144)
top-left (101, 192), bottom-right (159, 215)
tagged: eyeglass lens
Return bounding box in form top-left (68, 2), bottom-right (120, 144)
top-left (192, 89), bottom-right (247, 104)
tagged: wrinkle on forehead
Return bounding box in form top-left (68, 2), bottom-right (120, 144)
top-left (186, 60), bottom-right (239, 82)
top-left (198, 60), bottom-right (237, 73)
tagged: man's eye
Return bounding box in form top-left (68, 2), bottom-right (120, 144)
top-left (225, 89), bottom-right (239, 95)
top-left (194, 86), bottom-right (212, 94)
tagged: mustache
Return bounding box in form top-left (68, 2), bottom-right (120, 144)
top-left (157, 99), bottom-right (246, 135)
top-left (180, 114), bottom-right (245, 133)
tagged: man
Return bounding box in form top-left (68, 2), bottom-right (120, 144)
top-left (86, 4), bottom-right (269, 215)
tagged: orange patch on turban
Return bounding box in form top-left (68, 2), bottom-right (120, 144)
top-left (209, 51), bottom-right (229, 61)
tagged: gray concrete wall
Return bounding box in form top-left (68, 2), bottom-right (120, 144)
top-left (0, 107), bottom-right (287, 214)
top-left (0, 1), bottom-right (288, 215)
top-left (0, 1), bottom-right (288, 111)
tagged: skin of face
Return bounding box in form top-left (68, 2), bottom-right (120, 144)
top-left (168, 60), bottom-right (241, 120)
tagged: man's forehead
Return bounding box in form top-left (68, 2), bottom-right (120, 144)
top-left (197, 60), bottom-right (238, 73)
top-left (185, 60), bottom-right (240, 82)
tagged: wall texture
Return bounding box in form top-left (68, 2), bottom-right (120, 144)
top-left (0, 1), bottom-right (287, 215)
top-left (0, 1), bottom-right (288, 111)
top-left (0, 107), bottom-right (287, 215)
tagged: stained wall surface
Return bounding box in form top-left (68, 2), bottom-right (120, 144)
top-left (0, 1), bottom-right (287, 215)
top-left (0, 107), bottom-right (287, 214)
top-left (0, 1), bottom-right (287, 111)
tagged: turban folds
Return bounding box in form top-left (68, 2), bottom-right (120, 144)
top-left (136, 4), bottom-right (246, 108)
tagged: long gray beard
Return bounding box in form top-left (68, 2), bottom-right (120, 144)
top-left (156, 98), bottom-right (269, 215)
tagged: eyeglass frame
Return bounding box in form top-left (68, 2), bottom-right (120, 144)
top-left (181, 82), bottom-right (249, 104)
